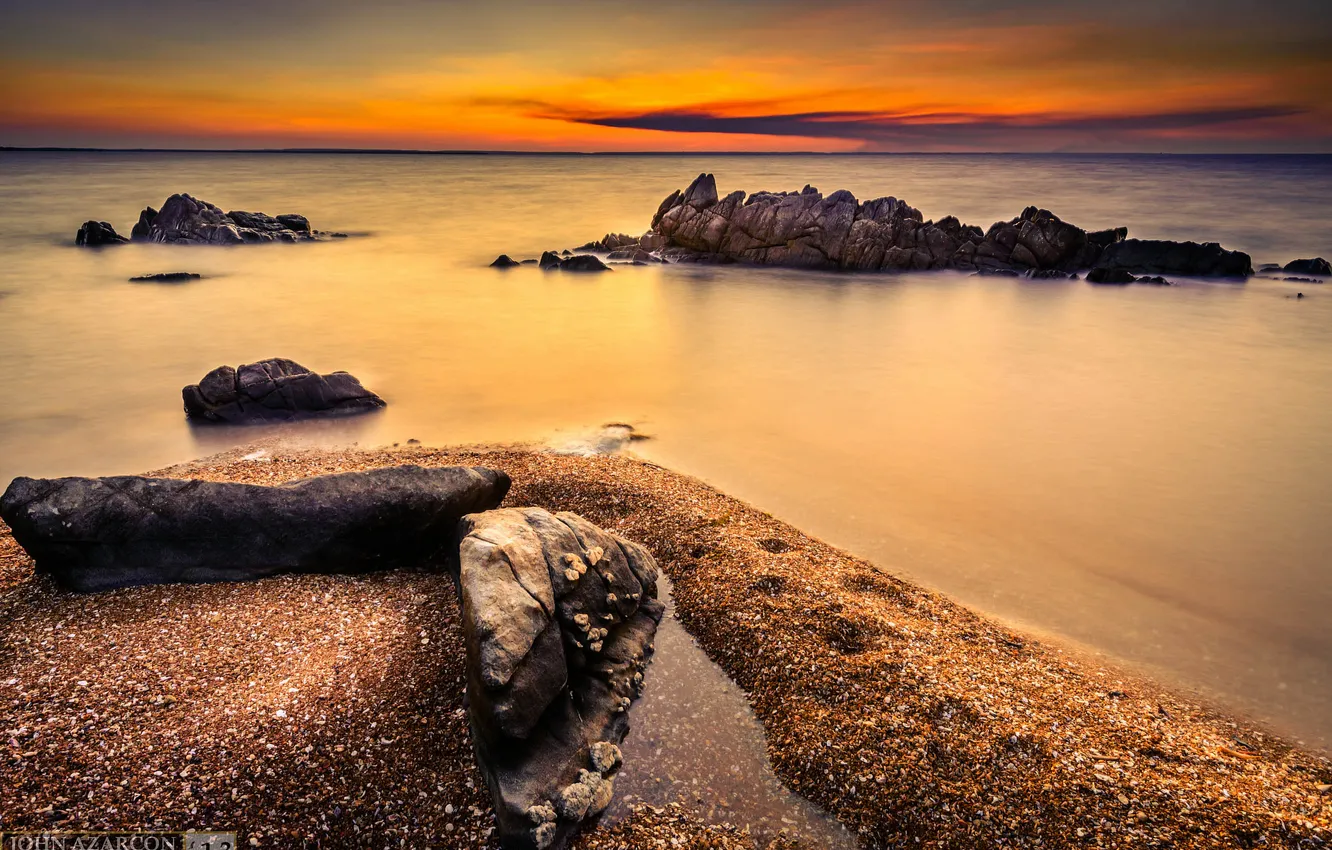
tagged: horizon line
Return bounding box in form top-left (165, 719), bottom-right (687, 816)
top-left (3, 146), bottom-right (1330, 157)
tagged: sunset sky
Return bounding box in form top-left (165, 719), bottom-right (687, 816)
top-left (3, 0), bottom-right (1330, 152)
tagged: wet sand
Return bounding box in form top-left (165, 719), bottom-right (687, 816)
top-left (1, 444), bottom-right (1329, 848)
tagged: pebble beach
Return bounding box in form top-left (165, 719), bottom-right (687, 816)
top-left (1, 444), bottom-right (1329, 848)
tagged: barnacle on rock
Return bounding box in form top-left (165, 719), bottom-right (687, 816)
top-left (526, 803), bottom-right (557, 825)
top-left (587, 546), bottom-right (604, 565)
top-left (589, 741), bottom-right (623, 773)
top-left (532, 822), bottom-right (557, 849)
top-left (564, 568), bottom-right (580, 582)
top-left (555, 780), bottom-right (594, 820)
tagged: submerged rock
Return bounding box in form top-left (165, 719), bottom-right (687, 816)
top-left (75, 221), bottom-right (128, 247)
top-left (1093, 239), bottom-right (1252, 278)
top-left (0, 465), bottom-right (510, 592)
top-left (1284, 257), bottom-right (1330, 277)
top-left (181, 358), bottom-right (386, 424)
top-left (128, 272), bottom-right (202, 283)
top-left (491, 254), bottom-right (522, 268)
top-left (457, 508), bottom-right (663, 850)
top-left (557, 254), bottom-right (612, 273)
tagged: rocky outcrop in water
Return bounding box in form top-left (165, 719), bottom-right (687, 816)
top-left (536, 173), bottom-right (1263, 279)
top-left (136, 194), bottom-right (319, 244)
top-left (1284, 257), bottom-right (1330, 277)
top-left (0, 466), bottom-right (510, 592)
top-left (75, 221), bottom-right (129, 246)
top-left (75, 194), bottom-right (336, 246)
top-left (643, 173), bottom-right (1256, 276)
top-left (457, 508), bottom-right (662, 850)
top-left (182, 358), bottom-right (386, 424)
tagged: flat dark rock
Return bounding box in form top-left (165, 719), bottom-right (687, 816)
top-left (182, 358), bottom-right (386, 424)
top-left (458, 508), bottom-right (662, 850)
top-left (128, 272), bottom-right (202, 283)
top-left (0, 465), bottom-right (511, 592)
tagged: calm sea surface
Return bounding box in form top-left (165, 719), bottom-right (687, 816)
top-left (2, 152), bottom-right (1330, 750)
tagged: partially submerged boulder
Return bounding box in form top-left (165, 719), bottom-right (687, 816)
top-left (182, 358), bottom-right (386, 424)
top-left (491, 254), bottom-right (522, 268)
top-left (0, 466), bottom-right (511, 592)
top-left (75, 221), bottom-right (128, 247)
top-left (557, 255), bottom-right (611, 273)
top-left (129, 272), bottom-right (201, 283)
top-left (1284, 257), bottom-right (1330, 277)
top-left (457, 508), bottom-right (663, 850)
top-left (1093, 239), bottom-right (1252, 278)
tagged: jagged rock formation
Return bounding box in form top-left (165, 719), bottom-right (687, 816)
top-left (457, 508), bottom-right (663, 850)
top-left (642, 173), bottom-right (1254, 277)
top-left (0, 466), bottom-right (510, 592)
top-left (75, 220), bottom-right (128, 246)
top-left (136, 194), bottom-right (318, 244)
top-left (538, 173), bottom-right (1260, 279)
top-left (75, 194), bottom-right (337, 246)
top-left (182, 358), bottom-right (386, 424)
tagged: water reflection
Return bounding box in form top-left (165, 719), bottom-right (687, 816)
top-left (609, 576), bottom-right (858, 850)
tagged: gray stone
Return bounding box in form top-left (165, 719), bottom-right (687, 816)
top-left (0, 466), bottom-right (510, 593)
top-left (182, 358), bottom-right (385, 424)
top-left (458, 508), bottom-right (662, 850)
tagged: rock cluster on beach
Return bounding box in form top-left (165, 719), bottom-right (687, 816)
top-left (182, 358), bottom-right (386, 424)
top-left (0, 459), bottom-right (663, 850)
top-left (0, 465), bottom-right (509, 592)
top-left (458, 507), bottom-right (663, 850)
top-left (75, 193), bottom-right (345, 246)
top-left (495, 173), bottom-right (1317, 282)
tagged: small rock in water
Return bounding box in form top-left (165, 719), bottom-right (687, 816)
top-left (490, 254), bottom-right (521, 268)
top-left (128, 272), bottom-right (202, 283)
top-left (75, 220), bottom-right (128, 246)
top-left (1283, 257), bottom-right (1330, 277)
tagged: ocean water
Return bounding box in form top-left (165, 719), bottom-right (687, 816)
top-left (1, 151), bottom-right (1330, 751)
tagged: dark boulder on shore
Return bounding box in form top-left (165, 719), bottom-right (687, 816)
top-left (0, 465), bottom-right (511, 592)
top-left (75, 220), bottom-right (128, 247)
top-left (1284, 257), bottom-right (1331, 277)
top-left (458, 508), bottom-right (662, 850)
top-left (181, 358), bottom-right (386, 424)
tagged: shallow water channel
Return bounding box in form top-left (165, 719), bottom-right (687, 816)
top-left (605, 575), bottom-right (857, 849)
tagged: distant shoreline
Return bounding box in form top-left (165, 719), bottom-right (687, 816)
top-left (3, 146), bottom-right (1331, 157)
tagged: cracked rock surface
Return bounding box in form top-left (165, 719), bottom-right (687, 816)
top-left (457, 507), bottom-right (663, 850)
